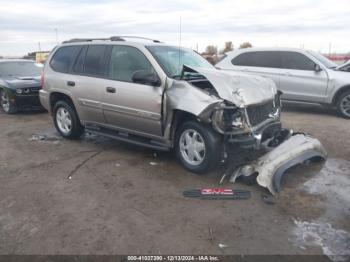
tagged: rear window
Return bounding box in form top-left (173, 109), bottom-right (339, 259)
top-left (232, 51), bottom-right (281, 68)
top-left (50, 46), bottom-right (82, 73)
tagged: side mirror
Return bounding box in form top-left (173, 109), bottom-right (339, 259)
top-left (131, 70), bottom-right (160, 86)
top-left (314, 64), bottom-right (322, 72)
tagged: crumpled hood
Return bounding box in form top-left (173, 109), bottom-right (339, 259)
top-left (188, 66), bottom-right (277, 107)
top-left (1, 75), bottom-right (41, 89)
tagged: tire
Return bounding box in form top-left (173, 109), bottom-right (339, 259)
top-left (336, 90), bottom-right (350, 119)
top-left (0, 89), bottom-right (16, 114)
top-left (53, 100), bottom-right (84, 139)
top-left (175, 121), bottom-right (222, 174)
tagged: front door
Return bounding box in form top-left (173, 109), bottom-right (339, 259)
top-left (101, 45), bottom-right (163, 137)
top-left (279, 51), bottom-right (328, 102)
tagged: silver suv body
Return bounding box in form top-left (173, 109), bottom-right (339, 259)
top-left (40, 37), bottom-right (284, 173)
top-left (216, 48), bottom-right (350, 118)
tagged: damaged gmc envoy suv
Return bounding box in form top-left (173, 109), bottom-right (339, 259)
top-left (40, 37), bottom-right (326, 193)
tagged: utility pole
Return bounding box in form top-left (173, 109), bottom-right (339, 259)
top-left (54, 28), bottom-right (58, 45)
top-left (38, 42), bottom-right (41, 51)
top-left (179, 16), bottom-right (182, 48)
top-left (329, 42), bottom-right (332, 55)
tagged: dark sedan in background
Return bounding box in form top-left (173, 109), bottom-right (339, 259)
top-left (0, 59), bottom-right (43, 114)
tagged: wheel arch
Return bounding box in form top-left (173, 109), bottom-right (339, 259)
top-left (168, 109), bottom-right (199, 147)
top-left (332, 85), bottom-right (350, 105)
top-left (49, 92), bottom-right (76, 113)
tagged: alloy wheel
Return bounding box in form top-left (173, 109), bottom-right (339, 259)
top-left (340, 94), bottom-right (350, 118)
top-left (179, 129), bottom-right (206, 166)
top-left (1, 91), bottom-right (10, 112)
top-left (56, 107), bottom-right (72, 135)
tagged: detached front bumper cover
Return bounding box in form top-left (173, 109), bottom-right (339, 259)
top-left (229, 133), bottom-right (327, 195)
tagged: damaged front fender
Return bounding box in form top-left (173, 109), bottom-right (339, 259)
top-left (230, 133), bottom-right (327, 195)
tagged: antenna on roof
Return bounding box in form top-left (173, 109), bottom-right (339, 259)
top-left (178, 16), bottom-right (182, 73)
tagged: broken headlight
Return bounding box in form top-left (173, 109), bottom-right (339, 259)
top-left (212, 102), bottom-right (246, 133)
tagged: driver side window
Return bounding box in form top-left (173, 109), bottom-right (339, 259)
top-left (109, 46), bottom-right (154, 82)
top-left (281, 52), bottom-right (316, 71)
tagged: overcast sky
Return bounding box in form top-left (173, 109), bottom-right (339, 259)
top-left (0, 0), bottom-right (349, 56)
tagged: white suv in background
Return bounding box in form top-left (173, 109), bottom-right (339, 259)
top-left (216, 48), bottom-right (350, 118)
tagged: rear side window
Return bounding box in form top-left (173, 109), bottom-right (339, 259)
top-left (84, 45), bottom-right (108, 77)
top-left (281, 52), bottom-right (316, 71)
top-left (72, 46), bottom-right (87, 74)
top-left (50, 46), bottom-right (82, 73)
top-left (232, 51), bottom-right (281, 68)
top-left (109, 45), bottom-right (154, 82)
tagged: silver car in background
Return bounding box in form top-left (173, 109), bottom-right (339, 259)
top-left (216, 48), bottom-right (350, 118)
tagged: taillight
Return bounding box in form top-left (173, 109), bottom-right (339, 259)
top-left (40, 72), bottom-right (44, 89)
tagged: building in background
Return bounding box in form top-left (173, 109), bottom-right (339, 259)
top-left (23, 51), bottom-right (50, 64)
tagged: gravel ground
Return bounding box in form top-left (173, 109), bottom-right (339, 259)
top-left (0, 103), bottom-right (349, 260)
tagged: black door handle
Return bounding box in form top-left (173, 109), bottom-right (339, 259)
top-left (106, 87), bottom-right (116, 93)
top-left (67, 81), bottom-right (75, 87)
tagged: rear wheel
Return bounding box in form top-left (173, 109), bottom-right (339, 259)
top-left (53, 101), bottom-right (84, 139)
top-left (0, 89), bottom-right (16, 114)
top-left (336, 90), bottom-right (350, 119)
top-left (175, 121), bottom-right (222, 174)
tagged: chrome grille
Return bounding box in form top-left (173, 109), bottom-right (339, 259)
top-left (246, 100), bottom-right (274, 126)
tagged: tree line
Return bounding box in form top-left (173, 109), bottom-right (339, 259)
top-left (203, 41), bottom-right (252, 56)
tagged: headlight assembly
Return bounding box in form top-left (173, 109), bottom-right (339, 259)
top-left (212, 102), bottom-right (246, 133)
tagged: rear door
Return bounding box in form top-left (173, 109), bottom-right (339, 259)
top-left (69, 45), bottom-right (109, 123)
top-left (101, 45), bottom-right (163, 137)
top-left (230, 51), bottom-right (281, 88)
top-left (279, 51), bottom-right (328, 102)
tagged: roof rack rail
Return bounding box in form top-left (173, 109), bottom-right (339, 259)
top-left (62, 36), bottom-right (162, 44)
top-left (115, 36), bottom-right (162, 43)
top-left (62, 37), bottom-right (123, 43)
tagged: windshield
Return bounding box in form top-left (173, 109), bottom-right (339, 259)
top-left (0, 61), bottom-right (43, 77)
top-left (147, 46), bottom-right (214, 78)
top-left (307, 51), bottom-right (337, 69)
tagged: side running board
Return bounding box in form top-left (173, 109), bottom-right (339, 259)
top-left (85, 126), bottom-right (170, 151)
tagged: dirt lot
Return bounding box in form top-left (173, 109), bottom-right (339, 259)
top-left (0, 103), bottom-right (349, 259)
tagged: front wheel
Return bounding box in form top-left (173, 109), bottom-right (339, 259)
top-left (336, 90), bottom-right (350, 119)
top-left (0, 89), bottom-right (16, 114)
top-left (175, 121), bottom-right (222, 174)
top-left (53, 101), bottom-right (84, 139)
